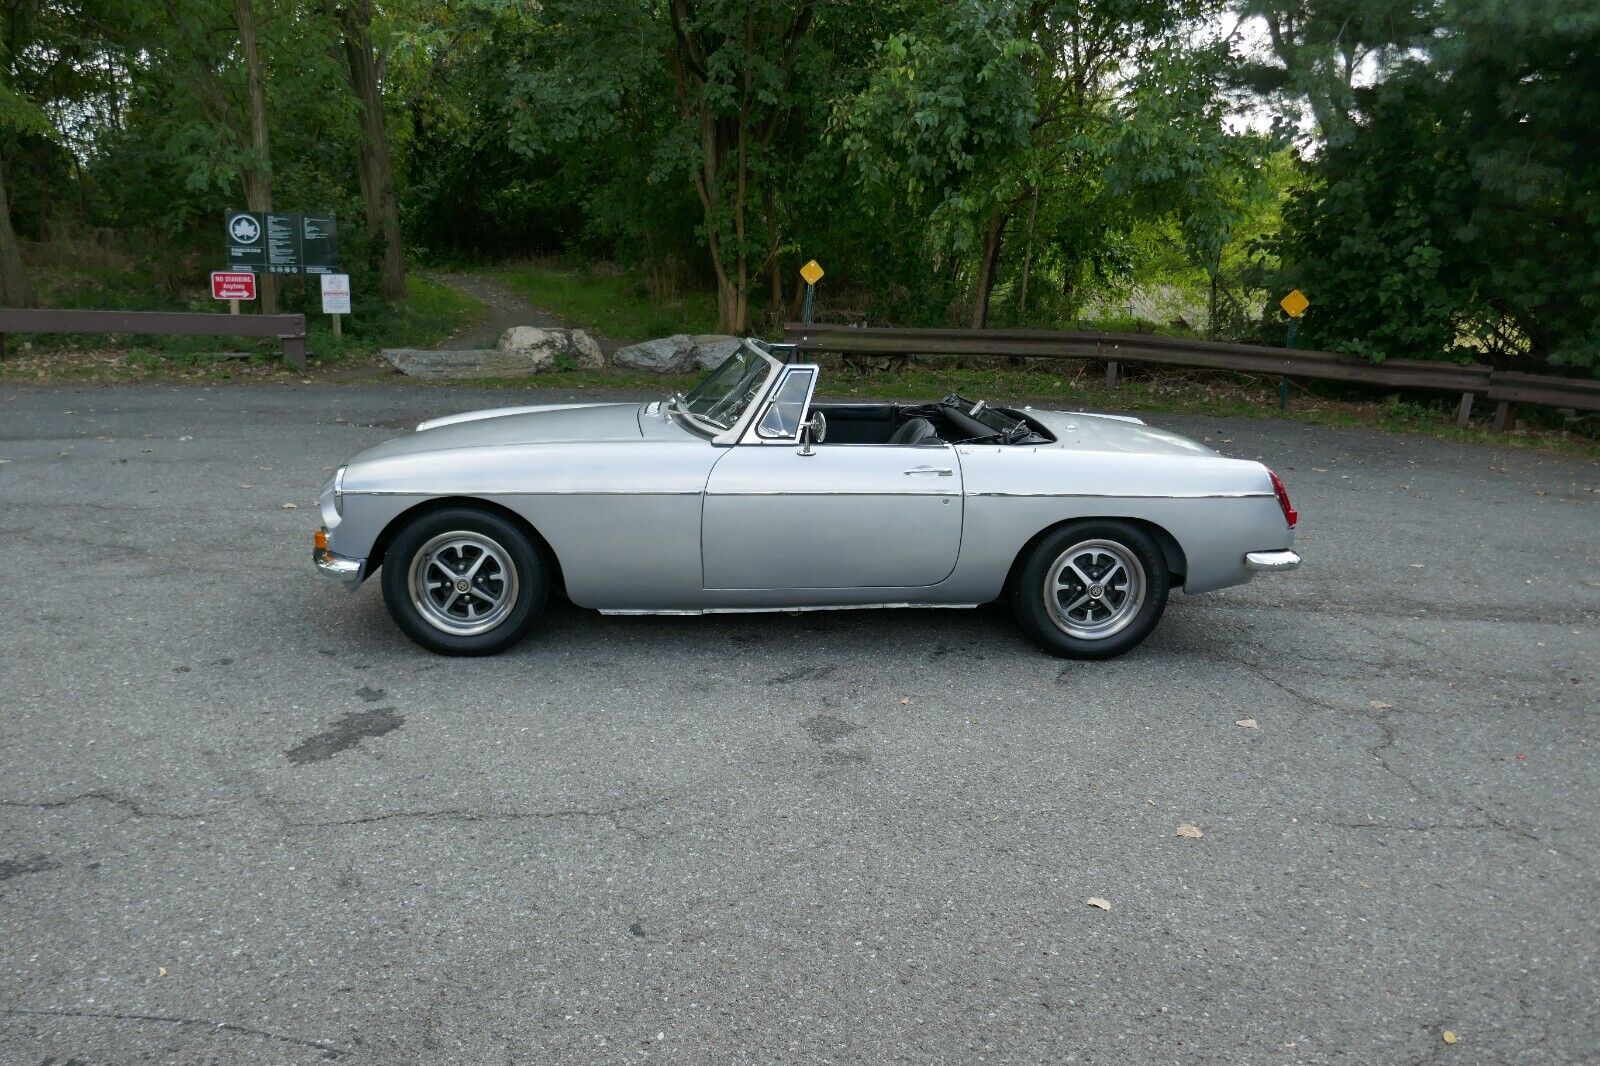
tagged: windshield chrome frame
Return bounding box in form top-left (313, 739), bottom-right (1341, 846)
top-left (740, 363), bottom-right (820, 445)
top-left (666, 338), bottom-right (785, 445)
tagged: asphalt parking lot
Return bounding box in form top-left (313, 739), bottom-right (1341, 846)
top-left (2, 382), bottom-right (1597, 1064)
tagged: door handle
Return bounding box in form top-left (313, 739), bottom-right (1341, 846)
top-left (904, 466), bottom-right (954, 477)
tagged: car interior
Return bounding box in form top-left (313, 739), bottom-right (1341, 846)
top-left (808, 395), bottom-right (1056, 446)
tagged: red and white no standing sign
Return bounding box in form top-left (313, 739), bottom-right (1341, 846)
top-left (211, 271), bottom-right (257, 301)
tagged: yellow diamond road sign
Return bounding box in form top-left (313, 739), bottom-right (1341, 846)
top-left (1280, 289), bottom-right (1309, 318)
top-left (800, 259), bottom-right (825, 286)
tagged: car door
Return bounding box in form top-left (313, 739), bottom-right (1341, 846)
top-left (701, 365), bottom-right (964, 590)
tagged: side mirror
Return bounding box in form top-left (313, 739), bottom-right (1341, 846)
top-left (797, 410), bottom-right (827, 455)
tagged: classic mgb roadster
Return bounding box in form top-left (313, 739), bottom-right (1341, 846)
top-left (314, 339), bottom-right (1299, 657)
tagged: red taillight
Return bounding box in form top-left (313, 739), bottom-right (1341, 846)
top-left (1268, 469), bottom-right (1298, 529)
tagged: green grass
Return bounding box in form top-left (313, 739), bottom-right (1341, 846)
top-left (494, 264), bottom-right (719, 342)
top-left (305, 274), bottom-right (484, 365)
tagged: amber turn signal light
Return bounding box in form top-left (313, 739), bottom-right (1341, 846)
top-left (314, 529), bottom-right (329, 551)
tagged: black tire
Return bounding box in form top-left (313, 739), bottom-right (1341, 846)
top-left (1010, 520), bottom-right (1169, 659)
top-left (380, 507), bottom-right (548, 656)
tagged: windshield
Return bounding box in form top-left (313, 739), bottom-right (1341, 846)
top-left (674, 343), bottom-right (776, 432)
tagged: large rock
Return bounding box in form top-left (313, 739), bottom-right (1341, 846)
top-left (689, 334), bottom-right (741, 370)
top-left (498, 326), bottom-right (604, 370)
top-left (382, 348), bottom-right (551, 379)
top-left (613, 333), bottom-right (742, 374)
top-left (613, 334), bottom-right (696, 373)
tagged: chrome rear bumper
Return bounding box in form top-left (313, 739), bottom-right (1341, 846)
top-left (1245, 549), bottom-right (1302, 572)
top-left (314, 546), bottom-right (364, 590)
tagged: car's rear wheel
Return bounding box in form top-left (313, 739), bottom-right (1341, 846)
top-left (381, 507), bottom-right (547, 656)
top-left (1011, 520), bottom-right (1168, 659)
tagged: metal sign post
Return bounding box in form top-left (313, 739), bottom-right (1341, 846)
top-left (1278, 289), bottom-right (1310, 410)
top-left (800, 259), bottom-right (824, 324)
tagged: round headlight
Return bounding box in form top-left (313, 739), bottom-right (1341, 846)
top-left (333, 465), bottom-right (346, 517)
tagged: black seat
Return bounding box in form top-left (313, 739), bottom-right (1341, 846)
top-left (887, 416), bottom-right (939, 445)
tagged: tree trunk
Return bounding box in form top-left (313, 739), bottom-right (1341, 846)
top-left (0, 149), bottom-right (33, 307)
top-left (338, 0), bottom-right (406, 302)
top-left (234, 0), bottom-right (278, 314)
top-left (970, 205), bottom-right (1008, 329)
top-left (668, 2), bottom-right (813, 338)
top-left (1015, 185), bottom-right (1039, 322)
top-left (769, 253), bottom-right (783, 330)
top-left (1207, 268), bottom-right (1218, 337)
top-left (714, 271), bottom-right (746, 335)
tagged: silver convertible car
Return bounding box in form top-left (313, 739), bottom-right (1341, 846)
top-left (314, 339), bottom-right (1300, 657)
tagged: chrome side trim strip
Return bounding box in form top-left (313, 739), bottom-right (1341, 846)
top-left (970, 490), bottom-right (1274, 499)
top-left (347, 489), bottom-right (703, 497)
top-left (351, 489), bottom-right (1256, 499)
top-left (707, 490), bottom-right (958, 498)
top-left (598, 603), bottom-right (982, 616)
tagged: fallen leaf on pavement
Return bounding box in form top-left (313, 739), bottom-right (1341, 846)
top-left (1369, 700), bottom-right (1392, 710)
top-left (899, 697), bottom-right (911, 705)
top-left (1086, 897), bottom-right (1110, 911)
top-left (1175, 825), bottom-right (1204, 839)
top-left (1442, 1030), bottom-right (1458, 1045)
top-left (1235, 717), bottom-right (1258, 729)
top-left (158, 967), bottom-right (167, 977)
top-left (281, 502), bottom-right (298, 509)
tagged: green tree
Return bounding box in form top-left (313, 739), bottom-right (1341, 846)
top-left (1230, 0), bottom-right (1438, 144)
top-left (1273, 0), bottom-right (1600, 372)
top-left (839, 0), bottom-right (1269, 328)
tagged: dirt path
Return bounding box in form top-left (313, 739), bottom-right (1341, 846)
top-left (428, 271), bottom-right (622, 354)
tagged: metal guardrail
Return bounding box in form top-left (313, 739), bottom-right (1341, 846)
top-left (785, 323), bottom-right (1600, 429)
top-left (0, 308), bottom-right (308, 369)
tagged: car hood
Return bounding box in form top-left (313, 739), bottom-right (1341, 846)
top-left (356, 402), bottom-right (647, 462)
top-left (1026, 410), bottom-right (1216, 457)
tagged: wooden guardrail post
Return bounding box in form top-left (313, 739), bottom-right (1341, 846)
top-left (1105, 359), bottom-right (1119, 388)
top-left (1455, 392), bottom-right (1474, 427)
top-left (1492, 401), bottom-right (1515, 432)
top-left (282, 333), bottom-right (307, 370)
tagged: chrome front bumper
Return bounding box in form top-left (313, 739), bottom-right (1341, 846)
top-left (314, 545), bottom-right (364, 591)
top-left (1245, 549), bottom-right (1302, 572)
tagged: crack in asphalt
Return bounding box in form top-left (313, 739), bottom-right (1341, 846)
top-left (288, 796), bottom-right (675, 839)
top-left (1209, 651), bottom-right (1575, 856)
top-left (1324, 819), bottom-right (1576, 835)
top-left (0, 1007), bottom-right (345, 1059)
top-left (1189, 598), bottom-right (1599, 627)
top-left (0, 790), bottom-right (219, 822)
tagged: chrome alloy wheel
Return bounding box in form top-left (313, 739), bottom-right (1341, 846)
top-left (1043, 538), bottom-right (1147, 640)
top-left (407, 531), bottom-right (520, 637)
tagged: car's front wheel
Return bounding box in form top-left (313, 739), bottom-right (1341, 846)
top-left (1011, 520), bottom-right (1169, 659)
top-left (381, 507), bottom-right (547, 656)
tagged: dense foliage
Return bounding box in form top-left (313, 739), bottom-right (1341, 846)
top-left (0, 0), bottom-right (1595, 373)
top-left (1271, 0), bottom-right (1600, 372)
